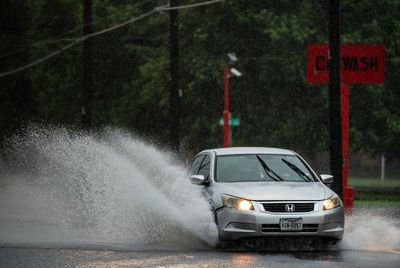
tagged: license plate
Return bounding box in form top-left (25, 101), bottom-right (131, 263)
top-left (280, 218), bottom-right (303, 231)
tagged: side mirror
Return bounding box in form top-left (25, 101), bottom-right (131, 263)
top-left (320, 174), bottom-right (334, 185)
top-left (190, 175), bottom-right (206, 185)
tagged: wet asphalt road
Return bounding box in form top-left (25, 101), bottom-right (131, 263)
top-left (1, 247), bottom-right (399, 268)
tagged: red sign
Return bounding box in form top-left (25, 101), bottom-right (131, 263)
top-left (306, 43), bottom-right (385, 84)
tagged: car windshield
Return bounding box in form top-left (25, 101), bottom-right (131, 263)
top-left (215, 154), bottom-right (317, 183)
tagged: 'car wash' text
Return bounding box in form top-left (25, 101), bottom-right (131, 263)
top-left (315, 56), bottom-right (378, 72)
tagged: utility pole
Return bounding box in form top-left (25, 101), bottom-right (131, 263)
top-left (82, 0), bottom-right (93, 129)
top-left (222, 53), bottom-right (241, 147)
top-left (223, 64), bottom-right (230, 147)
top-left (328, 0), bottom-right (343, 198)
top-left (169, 0), bottom-right (180, 151)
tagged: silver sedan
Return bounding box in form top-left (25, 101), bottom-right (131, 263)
top-left (188, 147), bottom-right (344, 242)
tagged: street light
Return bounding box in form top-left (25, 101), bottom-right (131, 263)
top-left (223, 53), bottom-right (242, 147)
top-left (230, 68), bottom-right (242, 77)
top-left (227, 53), bottom-right (238, 64)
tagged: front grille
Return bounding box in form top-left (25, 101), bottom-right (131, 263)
top-left (262, 224), bottom-right (318, 233)
top-left (262, 203), bottom-right (315, 213)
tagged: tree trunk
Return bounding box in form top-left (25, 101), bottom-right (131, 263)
top-left (0, 0), bottom-right (35, 140)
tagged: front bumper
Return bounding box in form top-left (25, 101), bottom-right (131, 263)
top-left (216, 200), bottom-right (344, 241)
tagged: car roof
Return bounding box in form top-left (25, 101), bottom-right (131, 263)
top-left (201, 147), bottom-right (296, 156)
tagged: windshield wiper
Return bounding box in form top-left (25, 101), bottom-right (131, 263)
top-left (281, 158), bottom-right (312, 182)
top-left (256, 155), bottom-right (283, 181)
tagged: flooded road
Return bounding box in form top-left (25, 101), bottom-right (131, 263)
top-left (1, 247), bottom-right (399, 268)
top-left (1, 206), bottom-right (399, 268)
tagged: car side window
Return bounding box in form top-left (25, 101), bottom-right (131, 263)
top-left (198, 155), bottom-right (211, 180)
top-left (188, 155), bottom-right (204, 176)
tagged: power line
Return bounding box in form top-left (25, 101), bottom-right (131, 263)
top-left (0, 0), bottom-right (224, 78)
top-left (156, 0), bottom-right (223, 11)
top-left (1, 0), bottom-right (222, 58)
top-left (80, 6), bottom-right (165, 41)
top-left (0, 41), bottom-right (80, 78)
top-left (0, 0), bottom-right (153, 59)
top-left (0, 8), bottom-right (161, 78)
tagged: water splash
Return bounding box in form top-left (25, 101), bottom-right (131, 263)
top-left (340, 208), bottom-right (400, 252)
top-left (0, 125), bottom-right (218, 249)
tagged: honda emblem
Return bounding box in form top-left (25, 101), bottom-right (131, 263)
top-left (285, 204), bottom-right (295, 212)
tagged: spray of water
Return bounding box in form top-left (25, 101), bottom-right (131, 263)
top-left (0, 125), bottom-right (218, 249)
top-left (340, 208), bottom-right (400, 252)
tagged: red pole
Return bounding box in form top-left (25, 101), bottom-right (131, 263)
top-left (223, 64), bottom-right (230, 147)
top-left (341, 83), bottom-right (353, 213)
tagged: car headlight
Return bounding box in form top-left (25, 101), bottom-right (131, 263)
top-left (323, 194), bottom-right (342, 210)
top-left (221, 194), bottom-right (254, 211)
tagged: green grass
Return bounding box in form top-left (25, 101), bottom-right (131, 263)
top-left (348, 177), bottom-right (400, 206)
top-left (349, 177), bottom-right (400, 188)
top-left (354, 200), bottom-right (400, 207)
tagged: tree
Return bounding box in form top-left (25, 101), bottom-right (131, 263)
top-left (0, 0), bottom-right (36, 140)
top-left (0, 0), bottom-right (399, 165)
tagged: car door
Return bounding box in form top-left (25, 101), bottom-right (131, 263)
top-left (195, 154), bottom-right (217, 217)
top-left (188, 153), bottom-right (214, 193)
